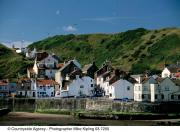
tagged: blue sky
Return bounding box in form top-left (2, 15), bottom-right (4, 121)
top-left (0, 0), bottom-right (180, 47)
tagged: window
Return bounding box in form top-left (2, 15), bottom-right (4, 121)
top-left (171, 95), bottom-right (174, 100)
top-left (51, 92), bottom-right (54, 96)
top-left (142, 94), bottom-right (145, 99)
top-left (148, 94), bottom-right (151, 99)
top-left (80, 85), bottom-right (84, 88)
top-left (155, 94), bottom-right (157, 99)
top-left (127, 86), bottom-right (130, 91)
top-left (161, 94), bottom-right (164, 100)
top-left (138, 86), bottom-right (141, 91)
top-left (178, 95), bottom-right (180, 100)
top-left (91, 84), bottom-right (94, 87)
top-left (143, 86), bottom-right (148, 91)
top-left (165, 86), bottom-right (169, 91)
top-left (109, 93), bottom-right (112, 97)
top-left (50, 70), bottom-right (52, 74)
top-left (138, 94), bottom-right (141, 99)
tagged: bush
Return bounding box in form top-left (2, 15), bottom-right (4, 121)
top-left (139, 45), bottom-right (146, 50)
top-left (145, 40), bottom-right (153, 45)
top-left (122, 55), bottom-right (129, 58)
top-left (140, 54), bottom-right (146, 58)
top-left (150, 35), bottom-right (156, 40)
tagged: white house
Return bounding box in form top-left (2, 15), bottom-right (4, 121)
top-left (26, 48), bottom-right (37, 58)
top-left (96, 71), bottom-right (111, 93)
top-left (151, 77), bottom-right (180, 102)
top-left (31, 53), bottom-right (61, 79)
top-left (134, 77), bottom-right (157, 102)
top-left (36, 79), bottom-right (58, 98)
top-left (57, 75), bottom-right (95, 98)
top-left (16, 78), bottom-right (36, 98)
top-left (0, 80), bottom-right (9, 98)
top-left (108, 79), bottom-right (134, 100)
top-left (55, 59), bottom-right (82, 86)
top-left (134, 76), bottom-right (180, 102)
top-left (161, 65), bottom-right (180, 79)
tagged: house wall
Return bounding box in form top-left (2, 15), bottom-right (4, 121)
top-left (38, 55), bottom-right (59, 68)
top-left (55, 71), bottom-right (61, 84)
top-left (109, 79), bottom-right (134, 99)
top-left (162, 68), bottom-right (171, 78)
top-left (134, 84), bottom-right (143, 101)
top-left (0, 85), bottom-right (9, 98)
top-left (134, 77), bottom-right (157, 102)
top-left (33, 61), bottom-right (38, 75)
top-left (158, 78), bottom-right (180, 101)
top-left (45, 69), bottom-right (58, 79)
top-left (60, 76), bottom-right (95, 97)
top-left (17, 91), bottom-right (35, 97)
top-left (37, 85), bottom-right (55, 97)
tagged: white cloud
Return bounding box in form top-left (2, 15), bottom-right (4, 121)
top-left (56, 10), bottom-right (60, 15)
top-left (1, 40), bottom-right (33, 48)
top-left (63, 25), bottom-right (77, 32)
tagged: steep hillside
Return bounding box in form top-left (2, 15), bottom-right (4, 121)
top-left (29, 27), bottom-right (180, 74)
top-left (0, 44), bottom-right (32, 80)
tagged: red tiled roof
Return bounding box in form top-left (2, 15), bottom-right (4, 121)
top-left (0, 80), bottom-right (9, 86)
top-left (0, 82), bottom-right (8, 86)
top-left (37, 79), bottom-right (58, 85)
top-left (56, 63), bottom-right (64, 69)
top-left (176, 72), bottom-right (180, 78)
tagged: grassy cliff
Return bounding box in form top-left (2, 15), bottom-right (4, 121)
top-left (29, 27), bottom-right (180, 74)
top-left (0, 44), bottom-right (32, 80)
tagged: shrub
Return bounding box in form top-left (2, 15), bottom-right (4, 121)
top-left (140, 54), bottom-right (146, 58)
top-left (139, 45), bottom-right (146, 50)
top-left (150, 35), bottom-right (156, 40)
top-left (145, 40), bottom-right (153, 45)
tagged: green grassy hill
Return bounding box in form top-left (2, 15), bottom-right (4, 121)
top-left (29, 27), bottom-right (180, 74)
top-left (0, 44), bottom-right (33, 80)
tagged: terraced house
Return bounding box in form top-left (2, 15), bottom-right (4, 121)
top-left (0, 80), bottom-right (9, 98)
top-left (27, 52), bottom-right (61, 79)
top-left (134, 76), bottom-right (180, 102)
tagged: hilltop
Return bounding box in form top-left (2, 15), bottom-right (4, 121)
top-left (29, 27), bottom-right (180, 74)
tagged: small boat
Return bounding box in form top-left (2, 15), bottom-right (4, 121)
top-left (0, 108), bottom-right (11, 116)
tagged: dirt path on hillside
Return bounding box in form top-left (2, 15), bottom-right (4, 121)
top-left (0, 112), bottom-right (180, 126)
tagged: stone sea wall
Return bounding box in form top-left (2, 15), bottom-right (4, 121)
top-left (3, 98), bottom-right (180, 113)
